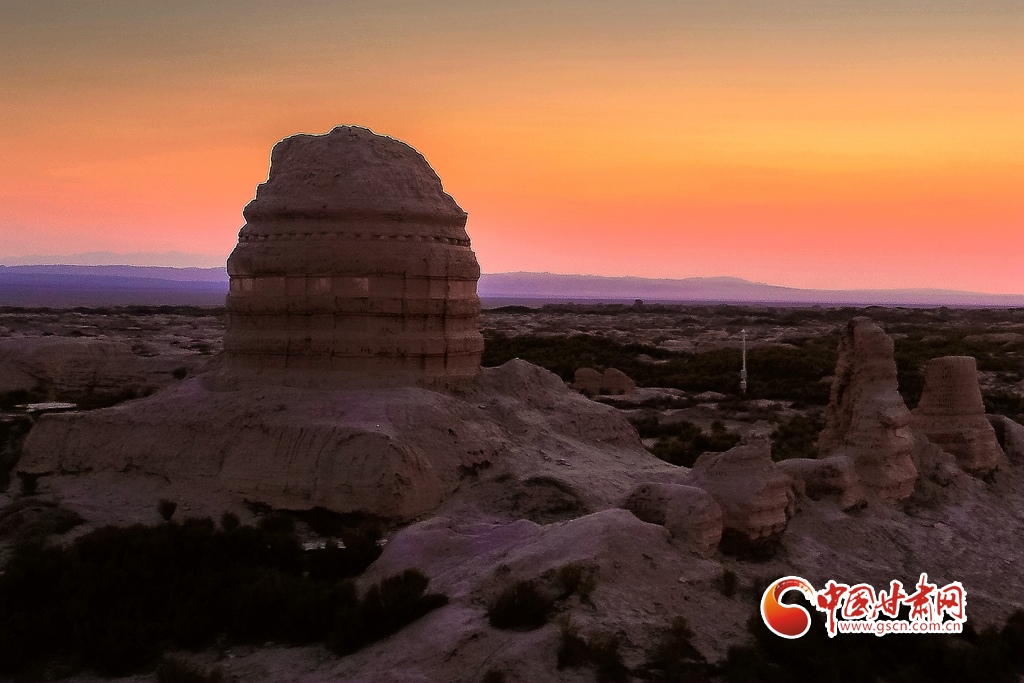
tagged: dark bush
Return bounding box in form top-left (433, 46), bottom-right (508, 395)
top-left (719, 569), bottom-right (738, 598)
top-left (641, 616), bottom-right (708, 682)
top-left (0, 415), bottom-right (34, 490)
top-left (220, 511), bottom-right (240, 532)
top-left (487, 581), bottom-right (554, 631)
top-left (482, 333), bottom-right (836, 404)
top-left (630, 416), bottom-right (740, 467)
top-left (481, 668), bottom-right (507, 683)
top-left (155, 655), bottom-right (222, 683)
top-left (0, 514), bottom-right (444, 678)
top-left (556, 621), bottom-right (630, 683)
top-left (721, 596), bottom-right (1024, 683)
top-left (158, 498), bottom-right (178, 521)
top-left (328, 569), bottom-right (448, 656)
top-left (17, 471), bottom-right (40, 495)
top-left (770, 413), bottom-right (825, 461)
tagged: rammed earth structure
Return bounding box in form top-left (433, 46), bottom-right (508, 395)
top-left (223, 126), bottom-right (484, 389)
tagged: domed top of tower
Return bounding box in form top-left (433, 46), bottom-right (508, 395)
top-left (242, 125), bottom-right (467, 232)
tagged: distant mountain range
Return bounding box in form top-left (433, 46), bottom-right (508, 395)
top-left (477, 272), bottom-right (1024, 307)
top-left (0, 265), bottom-right (1020, 308)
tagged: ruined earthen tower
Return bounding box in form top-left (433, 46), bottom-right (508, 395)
top-left (224, 126), bottom-right (484, 387)
top-left (817, 318), bottom-right (918, 502)
top-left (911, 356), bottom-right (1003, 475)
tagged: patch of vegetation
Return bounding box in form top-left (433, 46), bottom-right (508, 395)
top-left (556, 619), bottom-right (631, 683)
top-left (629, 416), bottom-right (740, 467)
top-left (557, 563), bottom-right (597, 602)
top-left (770, 413), bottom-right (825, 461)
top-left (328, 569), bottom-right (449, 656)
top-left (483, 333), bottom-right (837, 404)
top-left (158, 498), bottom-right (178, 521)
top-left (0, 515), bottom-right (442, 677)
top-left (719, 569), bottom-right (738, 598)
top-left (481, 668), bottom-right (507, 683)
top-left (983, 391), bottom-right (1024, 423)
top-left (0, 415), bottom-right (34, 490)
top-left (0, 498), bottom-right (84, 545)
top-left (487, 580), bottom-right (554, 631)
top-left (893, 330), bottom-right (1024, 411)
top-left (721, 597), bottom-right (1024, 683)
top-left (638, 616), bottom-right (709, 682)
top-left (155, 655), bottom-right (223, 683)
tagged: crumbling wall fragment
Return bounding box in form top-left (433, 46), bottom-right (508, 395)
top-left (817, 317), bottom-right (917, 502)
top-left (622, 482), bottom-right (722, 555)
top-left (683, 436), bottom-right (793, 546)
top-left (911, 356), bottom-right (1003, 475)
top-left (776, 454), bottom-right (866, 510)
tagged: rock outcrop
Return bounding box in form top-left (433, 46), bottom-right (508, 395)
top-left (911, 356), bottom-right (1003, 475)
top-left (573, 368), bottom-right (603, 394)
top-left (223, 126), bottom-right (483, 389)
top-left (777, 454), bottom-right (866, 510)
top-left (0, 337), bottom-right (205, 403)
top-left (682, 436), bottom-right (793, 548)
top-left (19, 361), bottom-right (665, 520)
top-left (622, 483), bottom-right (722, 555)
top-left (987, 414), bottom-right (1024, 462)
top-left (817, 318), bottom-right (917, 502)
top-left (573, 367), bottom-right (636, 395)
top-left (601, 368), bottom-right (636, 394)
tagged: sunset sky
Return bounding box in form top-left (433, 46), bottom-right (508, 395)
top-left (1, 1), bottom-right (1022, 293)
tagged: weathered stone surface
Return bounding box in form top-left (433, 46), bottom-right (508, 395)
top-left (622, 482), bottom-right (722, 555)
top-left (19, 360), bottom-right (665, 520)
top-left (911, 356), bottom-right (1003, 475)
top-left (573, 367), bottom-right (636, 395)
top-left (910, 429), bottom-right (963, 487)
top-left (818, 317), bottom-right (918, 502)
top-left (601, 368), bottom-right (636, 394)
top-left (223, 125), bottom-right (483, 389)
top-left (777, 455), bottom-right (866, 510)
top-left (0, 337), bottom-right (204, 402)
top-left (987, 414), bottom-right (1024, 462)
top-left (682, 436), bottom-right (793, 543)
top-left (573, 367), bottom-right (603, 394)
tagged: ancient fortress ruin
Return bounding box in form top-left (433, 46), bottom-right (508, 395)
top-left (223, 126), bottom-right (483, 388)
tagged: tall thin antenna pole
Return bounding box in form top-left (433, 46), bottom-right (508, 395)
top-left (740, 328), bottom-right (747, 394)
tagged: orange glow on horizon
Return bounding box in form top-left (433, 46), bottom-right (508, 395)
top-left (1, 2), bottom-right (1021, 293)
